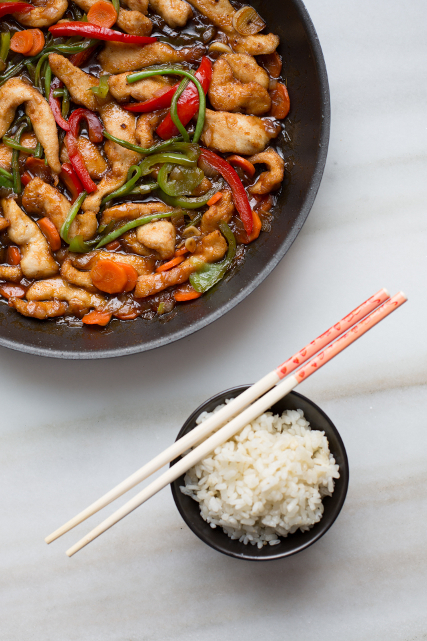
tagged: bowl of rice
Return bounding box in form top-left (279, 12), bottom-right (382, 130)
top-left (171, 386), bottom-right (349, 561)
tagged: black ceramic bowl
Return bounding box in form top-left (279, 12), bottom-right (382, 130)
top-left (0, 0), bottom-right (330, 358)
top-left (171, 386), bottom-right (349, 561)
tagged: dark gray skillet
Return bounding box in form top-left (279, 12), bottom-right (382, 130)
top-left (0, 0), bottom-right (330, 358)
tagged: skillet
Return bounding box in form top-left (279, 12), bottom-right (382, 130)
top-left (0, 0), bottom-right (330, 358)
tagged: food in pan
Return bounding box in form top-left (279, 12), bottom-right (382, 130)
top-left (181, 405), bottom-right (340, 548)
top-left (0, 0), bottom-right (289, 326)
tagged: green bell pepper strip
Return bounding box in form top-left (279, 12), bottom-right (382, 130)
top-left (35, 53), bottom-right (50, 89)
top-left (139, 151), bottom-right (197, 176)
top-left (103, 130), bottom-right (183, 155)
top-left (96, 210), bottom-right (181, 248)
top-left (126, 68), bottom-right (206, 144)
top-left (60, 190), bottom-right (87, 244)
top-left (157, 163), bottom-right (204, 197)
top-left (100, 165), bottom-right (141, 207)
top-left (2, 137), bottom-right (38, 154)
top-left (11, 122), bottom-right (30, 195)
top-left (170, 77), bottom-right (190, 142)
top-left (189, 222), bottom-right (236, 293)
top-left (156, 187), bottom-right (216, 209)
top-left (90, 74), bottom-right (110, 99)
top-left (127, 182), bottom-right (157, 196)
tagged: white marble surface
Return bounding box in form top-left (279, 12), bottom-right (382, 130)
top-left (1, 1), bottom-right (427, 639)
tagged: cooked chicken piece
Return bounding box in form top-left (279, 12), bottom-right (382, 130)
top-left (26, 277), bottom-right (105, 308)
top-left (73, 250), bottom-right (154, 276)
top-left (99, 41), bottom-right (204, 74)
top-left (122, 0), bottom-right (148, 11)
top-left (201, 109), bottom-right (280, 155)
top-left (185, 0), bottom-right (279, 55)
top-left (48, 54), bottom-right (101, 111)
top-left (2, 199), bottom-right (58, 279)
top-left (201, 190), bottom-right (234, 233)
top-left (0, 133), bottom-right (38, 171)
top-left (61, 258), bottom-right (98, 292)
top-left (83, 102), bottom-right (141, 213)
top-left (135, 110), bottom-right (167, 148)
top-left (100, 201), bottom-right (171, 226)
top-left (248, 149), bottom-right (284, 194)
top-left (60, 137), bottom-right (107, 180)
top-left (0, 78), bottom-right (61, 173)
top-left (13, 0), bottom-right (67, 27)
top-left (136, 221), bottom-right (175, 260)
top-left (209, 55), bottom-right (271, 115)
top-left (0, 216), bottom-right (9, 232)
top-left (73, 0), bottom-right (152, 35)
top-left (135, 230), bottom-right (227, 297)
top-left (0, 264), bottom-right (22, 281)
top-left (149, 0), bottom-right (192, 28)
top-left (22, 178), bottom-right (97, 240)
top-left (191, 176), bottom-right (212, 196)
top-left (223, 53), bottom-right (269, 87)
top-left (121, 230), bottom-right (155, 257)
top-left (11, 299), bottom-right (69, 319)
top-left (108, 74), bottom-right (173, 103)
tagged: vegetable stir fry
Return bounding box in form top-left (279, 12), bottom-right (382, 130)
top-left (0, 0), bottom-right (290, 325)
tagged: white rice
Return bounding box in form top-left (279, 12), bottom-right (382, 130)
top-left (180, 403), bottom-right (340, 548)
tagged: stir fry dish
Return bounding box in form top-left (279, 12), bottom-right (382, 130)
top-left (0, 0), bottom-right (290, 326)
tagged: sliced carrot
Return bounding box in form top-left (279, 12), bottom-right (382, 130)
top-left (0, 283), bottom-right (27, 299)
top-left (7, 246), bottom-right (21, 266)
top-left (90, 259), bottom-right (128, 294)
top-left (241, 210), bottom-right (262, 244)
top-left (206, 191), bottom-right (223, 207)
top-left (87, 0), bottom-right (118, 28)
top-left (37, 217), bottom-right (61, 251)
top-left (270, 83), bottom-right (290, 119)
top-left (27, 29), bottom-right (45, 56)
top-left (174, 284), bottom-right (202, 301)
top-left (258, 51), bottom-right (282, 78)
top-left (227, 156), bottom-right (256, 178)
top-left (155, 255), bottom-right (185, 273)
top-left (116, 262), bottom-right (138, 292)
top-left (82, 310), bottom-right (112, 326)
top-left (105, 240), bottom-right (121, 251)
top-left (10, 30), bottom-right (34, 55)
top-left (174, 246), bottom-right (189, 257)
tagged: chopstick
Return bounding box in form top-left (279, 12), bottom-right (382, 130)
top-left (45, 288), bottom-right (390, 545)
top-left (65, 291), bottom-right (406, 557)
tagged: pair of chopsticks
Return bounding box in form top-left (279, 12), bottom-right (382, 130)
top-left (46, 288), bottom-right (406, 557)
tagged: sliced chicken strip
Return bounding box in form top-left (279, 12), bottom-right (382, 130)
top-left (61, 258), bottom-right (98, 292)
top-left (48, 54), bottom-right (101, 111)
top-left (136, 221), bottom-right (176, 260)
top-left (185, 0), bottom-right (279, 55)
top-left (72, 0), bottom-right (152, 35)
top-left (73, 250), bottom-right (154, 276)
top-left (82, 102), bottom-right (141, 213)
top-left (13, 0), bottom-right (68, 27)
top-left (22, 178), bottom-right (97, 241)
top-left (100, 201), bottom-right (171, 226)
top-left (122, 0), bottom-right (148, 11)
top-left (2, 199), bottom-right (58, 279)
top-left (108, 74), bottom-right (173, 103)
top-left (11, 299), bottom-right (69, 319)
top-left (26, 277), bottom-right (105, 308)
top-left (99, 41), bottom-right (204, 74)
top-left (0, 78), bottom-right (61, 173)
top-left (222, 54), bottom-right (269, 88)
top-left (149, 0), bottom-right (192, 28)
top-left (60, 137), bottom-right (107, 180)
top-left (201, 109), bottom-right (280, 155)
top-left (135, 110), bottom-right (167, 148)
top-left (201, 190), bottom-right (234, 233)
top-left (0, 264), bottom-right (22, 281)
top-left (121, 230), bottom-right (156, 257)
top-left (0, 133), bottom-right (38, 172)
top-left (209, 56), bottom-right (271, 115)
top-left (135, 230), bottom-right (227, 297)
top-left (248, 149), bottom-right (285, 194)
top-left (0, 216), bottom-right (9, 232)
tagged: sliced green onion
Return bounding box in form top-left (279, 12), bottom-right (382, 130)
top-left (126, 68), bottom-right (206, 143)
top-left (44, 62), bottom-right (52, 99)
top-left (68, 235), bottom-right (99, 253)
top-left (100, 164), bottom-right (141, 207)
top-left (0, 32), bottom-right (10, 73)
top-left (11, 122), bottom-right (29, 195)
top-left (53, 88), bottom-right (65, 98)
top-left (0, 174), bottom-right (13, 189)
top-left (62, 86), bottom-right (70, 118)
top-left (96, 210), bottom-right (182, 248)
top-left (2, 137), bottom-right (37, 154)
top-left (0, 167), bottom-right (13, 181)
top-left (112, 0), bottom-right (120, 15)
top-left (103, 131), bottom-right (183, 155)
top-left (170, 77), bottom-right (190, 142)
top-left (34, 143), bottom-right (43, 159)
top-left (35, 53), bottom-right (50, 90)
top-left (60, 191), bottom-right (87, 244)
top-left (90, 74), bottom-right (110, 99)
top-left (189, 222), bottom-right (236, 293)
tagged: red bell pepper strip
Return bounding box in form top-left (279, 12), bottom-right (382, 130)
top-left (123, 83), bottom-right (180, 113)
top-left (65, 132), bottom-right (97, 193)
top-left (49, 22), bottom-right (157, 45)
top-left (199, 148), bottom-right (253, 235)
top-left (156, 57), bottom-right (212, 140)
top-left (49, 78), bottom-right (70, 132)
top-left (68, 108), bottom-right (103, 143)
top-left (69, 44), bottom-right (98, 67)
top-left (0, 2), bottom-right (33, 18)
top-left (60, 163), bottom-right (84, 203)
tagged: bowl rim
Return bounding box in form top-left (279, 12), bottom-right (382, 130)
top-left (171, 386), bottom-right (349, 561)
top-left (0, 0), bottom-right (331, 360)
